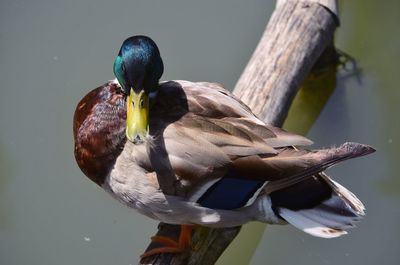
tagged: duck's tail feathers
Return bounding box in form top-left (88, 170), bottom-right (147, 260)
top-left (271, 173), bottom-right (365, 238)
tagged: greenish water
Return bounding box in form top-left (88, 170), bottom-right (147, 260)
top-left (0, 1), bottom-right (399, 265)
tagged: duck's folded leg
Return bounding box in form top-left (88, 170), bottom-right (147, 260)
top-left (140, 225), bottom-right (195, 258)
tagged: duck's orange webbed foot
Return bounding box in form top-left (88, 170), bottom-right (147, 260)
top-left (140, 225), bottom-right (195, 258)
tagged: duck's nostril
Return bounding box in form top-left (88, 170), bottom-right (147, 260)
top-left (133, 135), bottom-right (143, 145)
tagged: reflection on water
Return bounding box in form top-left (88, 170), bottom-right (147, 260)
top-left (0, 0), bottom-right (399, 265)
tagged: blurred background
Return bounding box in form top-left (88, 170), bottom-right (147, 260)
top-left (0, 0), bottom-right (399, 264)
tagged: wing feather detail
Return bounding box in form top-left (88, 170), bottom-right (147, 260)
top-left (142, 81), bottom-right (375, 201)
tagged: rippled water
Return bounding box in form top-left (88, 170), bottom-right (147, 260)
top-left (0, 1), bottom-right (399, 265)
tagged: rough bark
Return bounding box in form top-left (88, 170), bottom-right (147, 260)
top-left (234, 0), bottom-right (337, 126)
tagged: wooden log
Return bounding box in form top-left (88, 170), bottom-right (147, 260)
top-left (139, 0), bottom-right (338, 264)
top-left (234, 0), bottom-right (337, 126)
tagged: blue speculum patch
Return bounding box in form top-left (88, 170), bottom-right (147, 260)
top-left (197, 169), bottom-right (265, 210)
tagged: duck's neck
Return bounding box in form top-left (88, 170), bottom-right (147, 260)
top-left (73, 81), bottom-right (127, 186)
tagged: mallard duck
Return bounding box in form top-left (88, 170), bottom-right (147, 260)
top-left (73, 36), bottom-right (375, 257)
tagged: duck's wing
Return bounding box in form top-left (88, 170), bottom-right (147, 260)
top-left (145, 81), bottom-right (374, 208)
top-left (153, 80), bottom-right (313, 147)
top-left (147, 81), bottom-right (308, 181)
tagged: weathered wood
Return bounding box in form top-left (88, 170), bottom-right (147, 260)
top-left (140, 225), bottom-right (241, 265)
top-left (139, 0), bottom-right (338, 264)
top-left (234, 0), bottom-right (337, 126)
top-left (277, 0), bottom-right (339, 20)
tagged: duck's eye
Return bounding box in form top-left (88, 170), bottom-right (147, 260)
top-left (140, 99), bottom-right (144, 108)
top-left (121, 63), bottom-right (126, 72)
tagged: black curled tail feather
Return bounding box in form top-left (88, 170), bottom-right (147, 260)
top-left (270, 173), bottom-right (365, 238)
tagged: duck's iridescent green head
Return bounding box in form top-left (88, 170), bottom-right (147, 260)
top-left (114, 36), bottom-right (164, 94)
top-left (113, 36), bottom-right (164, 143)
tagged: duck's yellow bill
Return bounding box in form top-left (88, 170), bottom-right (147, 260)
top-left (126, 89), bottom-right (149, 143)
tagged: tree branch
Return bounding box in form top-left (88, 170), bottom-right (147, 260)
top-left (234, 0), bottom-right (338, 126)
top-left (139, 0), bottom-right (338, 264)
